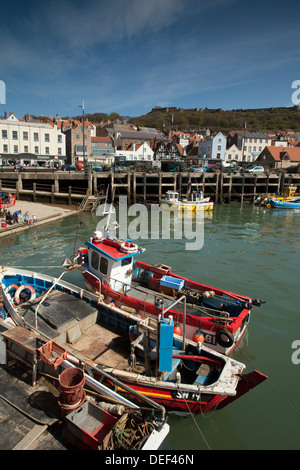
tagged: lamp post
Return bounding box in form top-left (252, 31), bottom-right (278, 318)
top-left (79, 100), bottom-right (86, 172)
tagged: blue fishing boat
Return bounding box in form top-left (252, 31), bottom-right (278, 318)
top-left (268, 197), bottom-right (300, 209)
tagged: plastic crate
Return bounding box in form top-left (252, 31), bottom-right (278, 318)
top-left (160, 275), bottom-right (184, 291)
top-left (65, 401), bottom-right (118, 450)
top-left (38, 340), bottom-right (68, 370)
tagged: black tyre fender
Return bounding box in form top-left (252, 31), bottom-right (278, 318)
top-left (215, 328), bottom-right (234, 348)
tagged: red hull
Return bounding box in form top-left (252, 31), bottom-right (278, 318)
top-left (83, 261), bottom-right (252, 338)
top-left (0, 196), bottom-right (16, 209)
top-left (112, 370), bottom-right (268, 415)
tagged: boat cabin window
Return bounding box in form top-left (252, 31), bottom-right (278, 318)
top-left (100, 256), bottom-right (108, 275)
top-left (91, 251), bottom-right (100, 270)
top-left (121, 257), bottom-right (132, 267)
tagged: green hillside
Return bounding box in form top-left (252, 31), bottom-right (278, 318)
top-left (128, 106), bottom-right (300, 133)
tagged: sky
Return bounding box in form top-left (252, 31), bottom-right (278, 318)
top-left (1, 0), bottom-right (300, 120)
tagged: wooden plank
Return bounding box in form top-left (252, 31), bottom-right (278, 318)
top-left (12, 424), bottom-right (47, 450)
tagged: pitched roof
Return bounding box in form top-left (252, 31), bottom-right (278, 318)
top-left (266, 146), bottom-right (300, 162)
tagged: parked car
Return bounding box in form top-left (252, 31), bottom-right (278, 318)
top-left (188, 165), bottom-right (203, 173)
top-left (241, 165), bottom-right (264, 174)
top-left (62, 164), bottom-right (77, 171)
top-left (223, 165), bottom-right (239, 174)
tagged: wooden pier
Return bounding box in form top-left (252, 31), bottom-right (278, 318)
top-left (0, 167), bottom-right (299, 206)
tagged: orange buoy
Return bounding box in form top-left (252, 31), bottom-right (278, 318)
top-left (193, 329), bottom-right (205, 344)
top-left (174, 322), bottom-right (182, 335)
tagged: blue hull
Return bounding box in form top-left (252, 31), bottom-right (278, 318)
top-left (269, 198), bottom-right (300, 209)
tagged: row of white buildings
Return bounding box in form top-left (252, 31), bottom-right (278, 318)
top-left (0, 113), bottom-right (66, 165)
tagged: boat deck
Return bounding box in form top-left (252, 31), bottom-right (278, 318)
top-left (18, 289), bottom-right (135, 372)
top-left (0, 361), bottom-right (74, 449)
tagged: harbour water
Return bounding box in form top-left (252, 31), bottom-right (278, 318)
top-left (0, 203), bottom-right (299, 450)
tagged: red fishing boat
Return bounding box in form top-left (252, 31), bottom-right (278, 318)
top-left (0, 192), bottom-right (16, 209)
top-left (77, 229), bottom-right (264, 356)
top-left (0, 266), bottom-right (267, 417)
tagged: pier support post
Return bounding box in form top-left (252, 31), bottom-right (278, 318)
top-left (33, 183), bottom-right (36, 202)
top-left (241, 175), bottom-right (245, 205)
top-left (143, 173), bottom-right (146, 204)
top-left (16, 174), bottom-right (22, 199)
top-left (127, 172), bottom-right (131, 203)
top-left (228, 175), bottom-right (232, 203)
top-left (215, 173), bottom-right (219, 203)
top-left (266, 173), bottom-right (269, 195)
top-left (133, 173), bottom-right (136, 204)
top-left (159, 173), bottom-right (162, 200)
top-left (253, 175), bottom-right (257, 202)
top-left (54, 175), bottom-right (59, 193)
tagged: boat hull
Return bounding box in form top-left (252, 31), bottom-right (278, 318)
top-left (160, 200), bottom-right (213, 211)
top-left (0, 195), bottom-right (16, 209)
top-left (269, 198), bottom-right (300, 209)
top-left (82, 261), bottom-right (252, 356)
top-left (114, 369), bottom-right (268, 416)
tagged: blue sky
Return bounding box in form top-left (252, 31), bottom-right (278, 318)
top-left (1, 0), bottom-right (300, 119)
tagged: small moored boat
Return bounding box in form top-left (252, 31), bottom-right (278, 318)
top-left (160, 190), bottom-right (214, 211)
top-left (0, 266), bottom-right (267, 416)
top-left (268, 197), bottom-right (300, 209)
top-left (0, 192), bottom-right (16, 209)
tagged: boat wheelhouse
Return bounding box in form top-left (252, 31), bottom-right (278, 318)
top-left (78, 231), bottom-right (264, 356)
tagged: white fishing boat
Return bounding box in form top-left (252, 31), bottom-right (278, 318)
top-left (160, 190), bottom-right (214, 211)
top-left (0, 265), bottom-right (267, 417)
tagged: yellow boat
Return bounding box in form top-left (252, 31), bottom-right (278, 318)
top-left (160, 190), bottom-right (214, 211)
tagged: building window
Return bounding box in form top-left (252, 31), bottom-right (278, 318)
top-left (45, 147), bottom-right (49, 154)
top-left (14, 145), bottom-right (18, 153)
top-left (3, 144), bottom-right (8, 153)
top-left (23, 131), bottom-right (28, 140)
top-left (45, 133), bottom-right (50, 142)
top-left (34, 146), bottom-right (39, 154)
top-left (24, 146), bottom-right (28, 153)
top-left (2, 130), bottom-right (7, 139)
top-left (34, 133), bottom-right (39, 141)
top-left (58, 148), bottom-right (62, 155)
top-left (58, 135), bottom-right (62, 143)
top-left (12, 131), bottom-right (18, 140)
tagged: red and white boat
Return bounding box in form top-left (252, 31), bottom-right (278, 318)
top-left (77, 230), bottom-right (264, 356)
top-left (0, 192), bottom-right (16, 209)
top-left (0, 266), bottom-right (267, 417)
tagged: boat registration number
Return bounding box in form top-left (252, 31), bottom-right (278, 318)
top-left (203, 333), bottom-right (216, 346)
top-left (172, 390), bottom-right (202, 401)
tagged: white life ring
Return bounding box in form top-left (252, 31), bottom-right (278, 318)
top-left (5, 284), bottom-right (19, 295)
top-left (14, 285), bottom-right (36, 305)
top-left (120, 242), bottom-right (138, 254)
